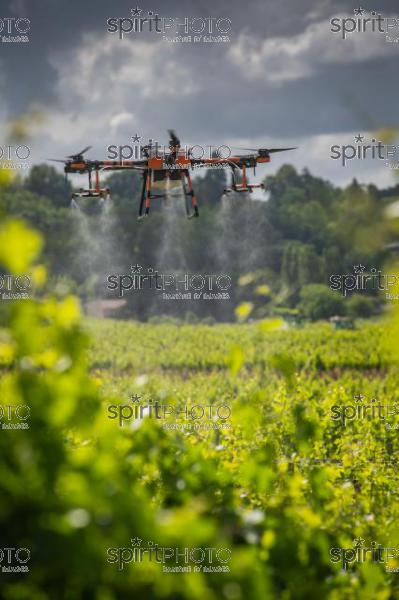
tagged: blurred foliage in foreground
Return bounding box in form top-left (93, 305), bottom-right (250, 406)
top-left (1, 218), bottom-right (399, 599)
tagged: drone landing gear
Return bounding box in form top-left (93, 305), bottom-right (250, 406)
top-left (138, 170), bottom-right (152, 220)
top-left (223, 164), bottom-right (265, 195)
top-left (70, 188), bottom-right (111, 208)
top-left (181, 169), bottom-right (199, 219)
top-left (72, 189), bottom-right (111, 199)
top-left (223, 185), bottom-right (265, 194)
top-left (70, 168), bottom-right (111, 209)
top-left (137, 169), bottom-right (199, 220)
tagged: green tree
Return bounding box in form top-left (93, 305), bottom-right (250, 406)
top-left (346, 294), bottom-right (377, 318)
top-left (299, 284), bottom-right (345, 320)
top-left (24, 165), bottom-right (72, 208)
top-left (281, 242), bottom-right (324, 304)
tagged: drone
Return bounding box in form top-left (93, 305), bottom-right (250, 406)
top-left (48, 146), bottom-right (111, 210)
top-left (48, 131), bottom-right (296, 219)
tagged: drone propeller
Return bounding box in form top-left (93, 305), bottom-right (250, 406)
top-left (232, 146), bottom-right (297, 154)
top-left (168, 130), bottom-right (180, 149)
top-left (66, 145), bottom-right (92, 160)
top-left (47, 145), bottom-right (93, 164)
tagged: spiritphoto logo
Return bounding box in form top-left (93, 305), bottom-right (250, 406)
top-left (0, 17), bottom-right (30, 43)
top-left (329, 264), bottom-right (397, 297)
top-left (330, 135), bottom-right (398, 168)
top-left (106, 134), bottom-right (232, 163)
top-left (106, 265), bottom-right (232, 300)
top-left (331, 394), bottom-right (399, 428)
top-left (107, 394), bottom-right (232, 430)
top-left (330, 8), bottom-right (399, 43)
top-left (0, 405), bottom-right (30, 430)
top-left (106, 7), bottom-right (231, 43)
top-left (0, 274), bottom-right (32, 300)
top-left (0, 144), bottom-right (31, 170)
top-left (106, 537), bottom-right (231, 573)
top-left (0, 547), bottom-right (30, 573)
top-left (330, 538), bottom-right (399, 572)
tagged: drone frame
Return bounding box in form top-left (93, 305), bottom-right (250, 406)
top-left (49, 133), bottom-right (297, 219)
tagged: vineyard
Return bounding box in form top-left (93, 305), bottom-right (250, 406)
top-left (1, 217), bottom-right (399, 599)
top-left (87, 317), bottom-right (399, 600)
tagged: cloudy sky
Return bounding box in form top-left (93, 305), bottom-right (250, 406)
top-left (1, 0), bottom-right (399, 188)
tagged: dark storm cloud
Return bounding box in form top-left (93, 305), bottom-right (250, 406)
top-left (1, 0), bottom-right (395, 118)
top-left (1, 0), bottom-right (396, 113)
top-left (2, 0), bottom-right (399, 185)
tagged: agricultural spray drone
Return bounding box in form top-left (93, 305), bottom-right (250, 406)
top-left (48, 131), bottom-right (296, 219)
